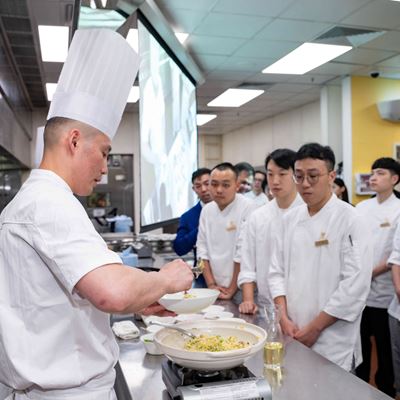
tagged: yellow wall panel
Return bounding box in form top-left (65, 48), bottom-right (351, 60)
top-left (351, 76), bottom-right (400, 204)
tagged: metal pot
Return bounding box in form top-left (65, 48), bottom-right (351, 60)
top-left (154, 319), bottom-right (266, 370)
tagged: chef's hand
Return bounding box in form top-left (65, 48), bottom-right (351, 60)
top-left (139, 302), bottom-right (176, 317)
top-left (280, 316), bottom-right (299, 337)
top-left (159, 259), bottom-right (193, 294)
top-left (239, 301), bottom-right (258, 314)
top-left (294, 322), bottom-right (321, 347)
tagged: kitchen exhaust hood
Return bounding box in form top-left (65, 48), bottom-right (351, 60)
top-left (377, 99), bottom-right (400, 122)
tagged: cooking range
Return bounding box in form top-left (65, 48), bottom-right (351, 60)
top-left (162, 360), bottom-right (272, 400)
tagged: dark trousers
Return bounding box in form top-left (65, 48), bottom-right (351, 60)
top-left (355, 306), bottom-right (395, 397)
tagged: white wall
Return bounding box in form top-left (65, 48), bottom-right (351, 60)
top-left (222, 101), bottom-right (321, 166)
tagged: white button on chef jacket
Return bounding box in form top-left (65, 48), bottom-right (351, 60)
top-left (0, 169), bottom-right (122, 398)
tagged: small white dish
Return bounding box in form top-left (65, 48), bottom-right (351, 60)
top-left (175, 313), bottom-right (205, 322)
top-left (204, 311), bottom-right (234, 320)
top-left (146, 325), bottom-right (164, 333)
top-left (140, 333), bottom-right (163, 355)
top-left (201, 305), bottom-right (225, 314)
top-left (142, 315), bottom-right (176, 327)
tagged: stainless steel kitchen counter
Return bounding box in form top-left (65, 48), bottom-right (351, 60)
top-left (115, 300), bottom-right (393, 400)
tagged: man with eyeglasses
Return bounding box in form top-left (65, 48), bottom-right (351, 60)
top-left (269, 143), bottom-right (372, 371)
top-left (238, 149), bottom-right (303, 314)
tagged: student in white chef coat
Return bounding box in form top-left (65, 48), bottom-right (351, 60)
top-left (0, 30), bottom-right (193, 400)
top-left (197, 162), bottom-right (255, 300)
top-left (355, 157), bottom-right (400, 396)
top-left (238, 149), bottom-right (303, 314)
top-left (388, 224), bottom-right (400, 400)
top-left (245, 170), bottom-right (269, 207)
top-left (269, 143), bottom-right (372, 371)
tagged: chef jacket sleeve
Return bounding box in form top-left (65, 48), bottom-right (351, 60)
top-left (237, 212), bottom-right (257, 287)
top-left (233, 201), bottom-right (256, 263)
top-left (268, 217), bottom-right (286, 299)
top-left (389, 222), bottom-right (400, 266)
top-left (196, 206), bottom-right (209, 261)
top-left (323, 216), bottom-right (373, 322)
top-left (34, 200), bottom-right (122, 294)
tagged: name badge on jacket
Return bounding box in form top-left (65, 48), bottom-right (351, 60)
top-left (315, 232), bottom-right (329, 247)
top-left (226, 221), bottom-right (237, 231)
top-left (380, 220), bottom-right (390, 228)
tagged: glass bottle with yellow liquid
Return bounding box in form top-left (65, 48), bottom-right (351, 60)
top-left (263, 305), bottom-right (284, 368)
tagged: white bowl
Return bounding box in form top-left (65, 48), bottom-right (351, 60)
top-left (154, 319), bottom-right (266, 370)
top-left (140, 333), bottom-right (163, 355)
top-left (159, 288), bottom-right (219, 314)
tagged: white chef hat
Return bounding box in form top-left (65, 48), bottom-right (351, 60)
top-left (34, 126), bottom-right (45, 168)
top-left (47, 29), bottom-right (139, 140)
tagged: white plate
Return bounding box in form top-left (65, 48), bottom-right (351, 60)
top-left (204, 311), bottom-right (234, 320)
top-left (142, 315), bottom-right (176, 327)
top-left (201, 305), bottom-right (225, 314)
top-left (175, 313), bottom-right (205, 322)
top-left (159, 288), bottom-right (219, 314)
top-left (146, 325), bottom-right (164, 333)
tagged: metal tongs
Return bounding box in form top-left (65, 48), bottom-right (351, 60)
top-left (149, 320), bottom-right (197, 339)
top-left (191, 258), bottom-right (205, 279)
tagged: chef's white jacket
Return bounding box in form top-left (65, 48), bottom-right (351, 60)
top-left (356, 194), bottom-right (400, 308)
top-left (269, 195), bottom-right (372, 370)
top-left (244, 191), bottom-right (268, 207)
top-left (196, 194), bottom-right (254, 287)
top-left (237, 194), bottom-right (304, 305)
top-left (388, 222), bottom-right (400, 321)
top-left (0, 170), bottom-right (122, 399)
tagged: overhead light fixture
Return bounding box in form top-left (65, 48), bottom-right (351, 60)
top-left (38, 25), bottom-right (69, 62)
top-left (175, 32), bottom-right (189, 44)
top-left (126, 29), bottom-right (138, 52)
top-left (90, 0), bottom-right (96, 9)
top-left (207, 88), bottom-right (264, 107)
top-left (45, 83), bottom-right (57, 101)
top-left (101, 0), bottom-right (108, 7)
top-left (197, 114), bottom-right (217, 126)
top-left (262, 42), bottom-right (352, 75)
top-left (127, 86), bottom-right (139, 103)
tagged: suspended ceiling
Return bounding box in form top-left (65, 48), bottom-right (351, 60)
top-left (1, 0), bottom-right (400, 135)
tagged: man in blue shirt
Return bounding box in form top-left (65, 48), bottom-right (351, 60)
top-left (173, 168), bottom-right (211, 287)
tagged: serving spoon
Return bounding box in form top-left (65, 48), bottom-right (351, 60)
top-left (149, 321), bottom-right (197, 339)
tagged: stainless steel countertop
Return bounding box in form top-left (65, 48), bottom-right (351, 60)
top-left (115, 300), bottom-right (393, 400)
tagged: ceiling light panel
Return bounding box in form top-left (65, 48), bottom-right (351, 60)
top-left (262, 42), bottom-right (352, 75)
top-left (38, 26), bottom-right (69, 62)
top-left (127, 86), bottom-right (139, 103)
top-left (45, 83), bottom-right (57, 101)
top-left (197, 114), bottom-right (217, 126)
top-left (207, 88), bottom-right (264, 107)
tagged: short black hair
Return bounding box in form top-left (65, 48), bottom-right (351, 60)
top-left (254, 170), bottom-right (267, 179)
top-left (211, 162), bottom-right (238, 178)
top-left (371, 157), bottom-right (400, 184)
top-left (265, 148), bottom-right (296, 171)
top-left (191, 168), bottom-right (211, 184)
top-left (234, 162), bottom-right (254, 176)
top-left (296, 143), bottom-right (335, 171)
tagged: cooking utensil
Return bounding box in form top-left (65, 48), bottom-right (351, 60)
top-left (148, 321), bottom-right (197, 339)
top-left (154, 319), bottom-right (267, 370)
top-left (191, 258), bottom-right (205, 279)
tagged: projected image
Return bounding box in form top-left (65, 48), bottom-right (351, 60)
top-left (139, 20), bottom-right (198, 228)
